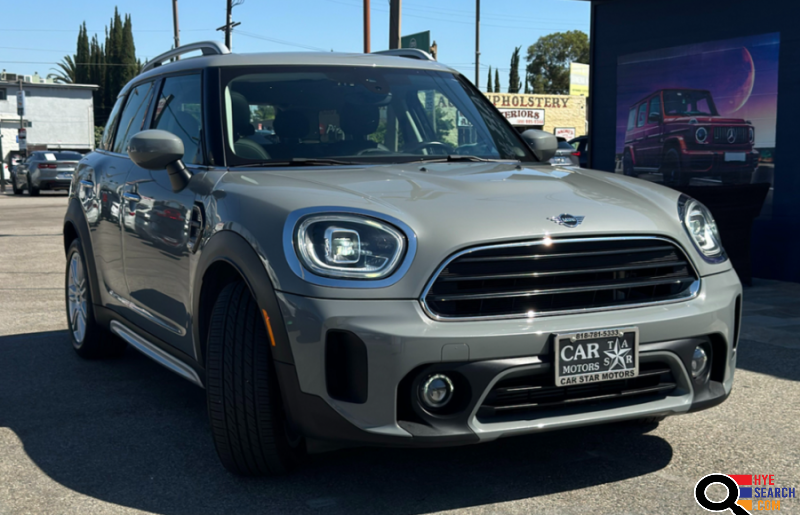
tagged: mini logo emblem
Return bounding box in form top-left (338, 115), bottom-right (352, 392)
top-left (547, 214), bottom-right (585, 228)
top-left (727, 128), bottom-right (737, 144)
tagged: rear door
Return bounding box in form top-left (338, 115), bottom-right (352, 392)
top-left (121, 73), bottom-right (204, 357)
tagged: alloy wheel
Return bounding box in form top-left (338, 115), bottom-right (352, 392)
top-left (67, 253), bottom-right (88, 345)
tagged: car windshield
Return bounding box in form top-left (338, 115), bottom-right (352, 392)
top-left (663, 90), bottom-right (718, 116)
top-left (223, 65), bottom-right (535, 165)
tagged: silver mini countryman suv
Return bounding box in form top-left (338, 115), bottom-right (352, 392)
top-left (63, 42), bottom-right (742, 476)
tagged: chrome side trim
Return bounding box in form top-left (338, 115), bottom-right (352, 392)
top-left (107, 289), bottom-right (186, 336)
top-left (282, 206), bottom-right (418, 289)
top-left (420, 235), bottom-right (702, 322)
top-left (110, 321), bottom-right (203, 387)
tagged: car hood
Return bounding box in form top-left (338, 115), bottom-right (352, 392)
top-left (214, 162), bottom-right (726, 298)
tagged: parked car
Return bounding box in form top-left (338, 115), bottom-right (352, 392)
top-left (569, 135), bottom-right (589, 168)
top-left (623, 89), bottom-right (757, 186)
top-left (550, 139), bottom-right (580, 166)
top-left (12, 150), bottom-right (83, 195)
top-left (63, 42), bottom-right (742, 476)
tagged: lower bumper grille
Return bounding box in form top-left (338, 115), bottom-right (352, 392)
top-left (478, 361), bottom-right (677, 421)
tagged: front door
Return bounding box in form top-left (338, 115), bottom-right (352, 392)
top-left (121, 73), bottom-right (204, 357)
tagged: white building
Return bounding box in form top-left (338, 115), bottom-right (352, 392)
top-left (1, 72), bottom-right (98, 164)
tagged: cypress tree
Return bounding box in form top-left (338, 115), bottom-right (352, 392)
top-left (508, 46), bottom-right (521, 94)
top-left (75, 23), bottom-right (90, 84)
top-left (494, 68), bottom-right (501, 93)
top-left (486, 66), bottom-right (493, 93)
top-left (524, 74), bottom-right (531, 94)
top-left (104, 8), bottom-right (124, 111)
top-left (120, 14), bottom-right (137, 85)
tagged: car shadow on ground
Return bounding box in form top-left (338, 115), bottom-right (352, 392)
top-left (0, 330), bottom-right (674, 515)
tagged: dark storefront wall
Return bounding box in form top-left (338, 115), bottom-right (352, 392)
top-left (589, 0), bottom-right (800, 282)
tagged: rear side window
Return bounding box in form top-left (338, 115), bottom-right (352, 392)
top-left (627, 108), bottom-right (637, 130)
top-left (637, 103), bottom-right (647, 128)
top-left (113, 81), bottom-right (155, 154)
top-left (101, 97), bottom-right (125, 151)
top-left (152, 74), bottom-right (203, 165)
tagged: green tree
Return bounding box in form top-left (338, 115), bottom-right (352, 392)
top-left (494, 68), bottom-right (500, 93)
top-left (524, 73), bottom-right (531, 94)
top-left (104, 8), bottom-right (124, 114)
top-left (508, 46), bottom-right (521, 94)
top-left (486, 66), bottom-right (493, 93)
top-left (75, 23), bottom-right (90, 84)
top-left (48, 56), bottom-right (77, 83)
top-left (120, 14), bottom-right (137, 86)
top-left (525, 30), bottom-right (589, 94)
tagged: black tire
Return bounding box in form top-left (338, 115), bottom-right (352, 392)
top-left (206, 281), bottom-right (305, 476)
top-left (65, 239), bottom-right (127, 359)
top-left (660, 148), bottom-right (689, 187)
top-left (11, 174), bottom-right (23, 195)
top-left (622, 150), bottom-right (637, 177)
top-left (27, 175), bottom-right (40, 196)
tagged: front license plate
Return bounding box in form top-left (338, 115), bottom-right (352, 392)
top-left (553, 327), bottom-right (639, 386)
top-left (725, 152), bottom-right (746, 162)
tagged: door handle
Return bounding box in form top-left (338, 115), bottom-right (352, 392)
top-left (122, 192), bottom-right (141, 202)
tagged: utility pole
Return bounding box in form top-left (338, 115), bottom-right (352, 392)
top-left (172, 0), bottom-right (180, 51)
top-left (363, 0), bottom-right (371, 53)
top-left (216, 0), bottom-right (242, 50)
top-left (389, 0), bottom-right (401, 50)
top-left (475, 0), bottom-right (480, 88)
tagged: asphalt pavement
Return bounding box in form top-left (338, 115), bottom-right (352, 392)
top-left (1, 192), bottom-right (798, 515)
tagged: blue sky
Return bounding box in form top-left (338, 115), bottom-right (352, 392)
top-left (1, 0), bottom-right (589, 89)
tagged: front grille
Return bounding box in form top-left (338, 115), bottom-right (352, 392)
top-left (713, 126), bottom-right (749, 145)
top-left (478, 361), bottom-right (677, 421)
top-left (423, 237), bottom-right (698, 320)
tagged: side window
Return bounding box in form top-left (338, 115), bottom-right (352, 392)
top-left (648, 96), bottom-right (662, 124)
top-left (637, 103), bottom-right (648, 128)
top-left (627, 108), bottom-right (637, 130)
top-left (101, 96), bottom-right (125, 151)
top-left (152, 74), bottom-right (203, 165)
top-left (112, 81), bottom-right (155, 154)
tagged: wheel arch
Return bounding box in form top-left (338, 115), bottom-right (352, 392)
top-left (63, 199), bottom-right (102, 311)
top-left (192, 230), bottom-right (295, 367)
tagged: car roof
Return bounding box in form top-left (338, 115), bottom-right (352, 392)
top-left (122, 51), bottom-right (459, 98)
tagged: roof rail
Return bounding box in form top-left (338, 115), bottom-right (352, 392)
top-left (372, 49), bottom-right (434, 61)
top-left (141, 41), bottom-right (230, 74)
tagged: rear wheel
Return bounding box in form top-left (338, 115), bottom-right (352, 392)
top-left (65, 239), bottom-right (127, 358)
top-left (622, 150), bottom-right (637, 177)
top-left (27, 175), bottom-right (40, 196)
top-left (206, 281), bottom-right (305, 476)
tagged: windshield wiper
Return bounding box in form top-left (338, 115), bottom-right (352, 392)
top-left (239, 158), bottom-right (360, 167)
top-left (414, 155), bottom-right (514, 164)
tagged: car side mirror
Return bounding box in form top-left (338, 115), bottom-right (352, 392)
top-left (520, 129), bottom-right (558, 163)
top-left (128, 130), bottom-right (191, 192)
top-left (648, 112), bottom-right (662, 123)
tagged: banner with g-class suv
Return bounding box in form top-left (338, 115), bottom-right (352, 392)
top-left (615, 33), bottom-right (779, 195)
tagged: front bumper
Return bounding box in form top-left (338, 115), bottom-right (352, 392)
top-left (681, 149), bottom-right (758, 174)
top-left (275, 269), bottom-right (741, 447)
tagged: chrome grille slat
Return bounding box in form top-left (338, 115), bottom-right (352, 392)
top-left (422, 237), bottom-right (700, 320)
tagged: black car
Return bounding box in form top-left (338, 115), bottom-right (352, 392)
top-left (549, 140), bottom-right (580, 166)
top-left (568, 136), bottom-right (589, 168)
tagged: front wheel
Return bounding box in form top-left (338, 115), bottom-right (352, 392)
top-left (661, 148), bottom-right (689, 187)
top-left (206, 281), bottom-right (305, 476)
top-left (622, 150), bottom-right (637, 177)
top-left (65, 239), bottom-right (127, 358)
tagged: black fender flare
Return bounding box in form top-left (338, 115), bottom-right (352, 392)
top-left (191, 230), bottom-right (295, 366)
top-left (64, 198), bottom-right (103, 310)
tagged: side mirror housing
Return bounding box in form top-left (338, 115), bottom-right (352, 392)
top-left (520, 129), bottom-right (558, 163)
top-left (128, 130), bottom-right (191, 192)
top-left (648, 112), bottom-right (662, 123)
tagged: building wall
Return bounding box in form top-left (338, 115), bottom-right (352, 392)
top-left (484, 93), bottom-right (587, 138)
top-left (0, 83), bottom-right (95, 160)
top-left (589, 0), bottom-right (800, 282)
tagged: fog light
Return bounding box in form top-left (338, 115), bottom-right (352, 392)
top-left (692, 345), bottom-right (709, 378)
top-left (419, 374), bottom-right (454, 409)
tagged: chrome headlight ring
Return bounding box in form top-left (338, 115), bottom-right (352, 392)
top-left (283, 206), bottom-right (418, 288)
top-left (678, 195), bottom-right (727, 264)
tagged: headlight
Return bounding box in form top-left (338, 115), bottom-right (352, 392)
top-left (295, 214), bottom-right (406, 279)
top-left (679, 195), bottom-right (726, 263)
top-left (749, 126), bottom-right (755, 143)
top-left (695, 127), bottom-right (708, 144)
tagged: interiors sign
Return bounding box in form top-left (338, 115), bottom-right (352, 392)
top-left (498, 108), bottom-right (545, 126)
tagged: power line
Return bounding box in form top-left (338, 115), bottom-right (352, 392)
top-left (233, 30), bottom-right (329, 52)
top-left (0, 60), bottom-right (139, 66)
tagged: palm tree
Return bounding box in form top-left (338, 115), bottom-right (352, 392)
top-left (48, 55), bottom-right (77, 83)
